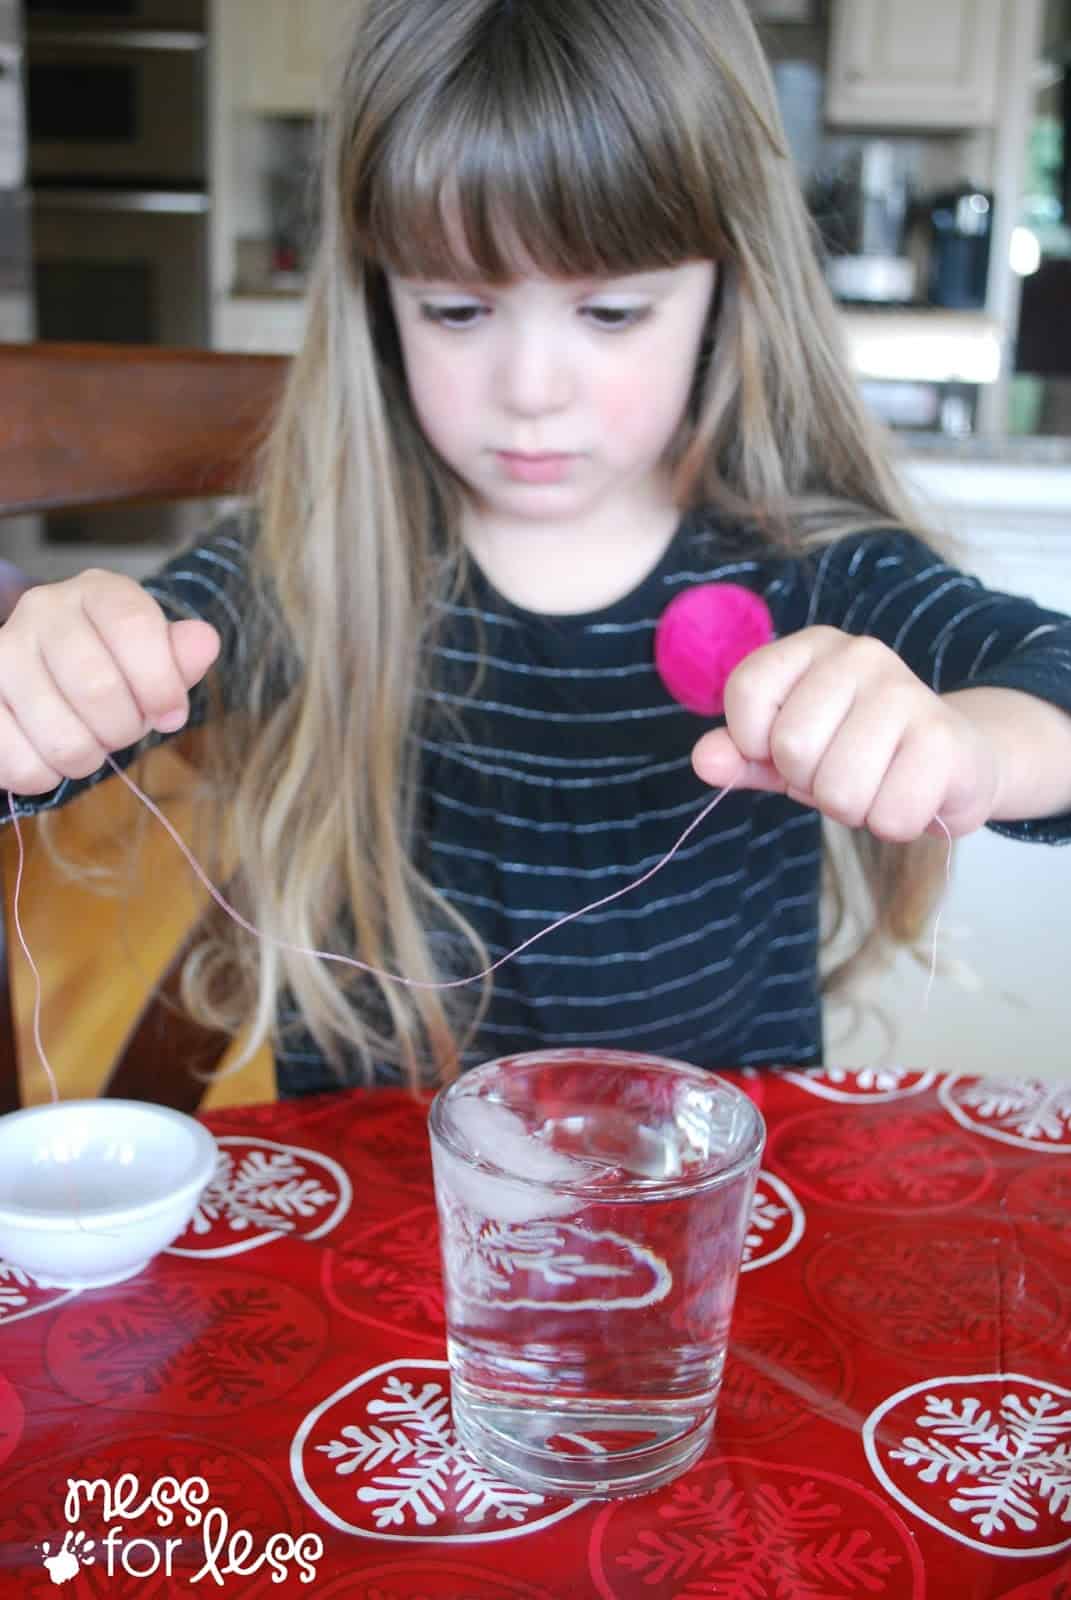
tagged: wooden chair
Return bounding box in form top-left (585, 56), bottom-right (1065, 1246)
top-left (0, 341), bottom-right (288, 1115)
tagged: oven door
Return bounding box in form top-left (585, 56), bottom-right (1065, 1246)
top-left (32, 189), bottom-right (208, 347)
top-left (26, 3), bottom-right (206, 186)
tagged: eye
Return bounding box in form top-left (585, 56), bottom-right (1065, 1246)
top-left (419, 302), bottom-right (487, 329)
top-left (583, 305), bottom-right (651, 331)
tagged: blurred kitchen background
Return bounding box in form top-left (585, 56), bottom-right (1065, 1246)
top-left (2, 0), bottom-right (1069, 565)
top-left (1, 0), bottom-right (1069, 1077)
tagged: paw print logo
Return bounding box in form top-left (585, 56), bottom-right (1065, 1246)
top-left (40, 1531), bottom-right (95, 1585)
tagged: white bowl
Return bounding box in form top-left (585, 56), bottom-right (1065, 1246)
top-left (0, 1099), bottom-right (218, 1289)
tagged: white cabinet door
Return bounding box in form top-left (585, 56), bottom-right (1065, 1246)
top-left (237, 0), bottom-right (353, 115)
top-left (827, 0), bottom-right (1003, 128)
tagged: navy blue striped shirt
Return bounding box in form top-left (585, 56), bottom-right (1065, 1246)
top-left (13, 511), bottom-right (1071, 1093)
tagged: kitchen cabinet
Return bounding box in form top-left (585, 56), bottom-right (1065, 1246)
top-left (827, 0), bottom-right (1003, 129)
top-left (232, 0), bottom-right (351, 114)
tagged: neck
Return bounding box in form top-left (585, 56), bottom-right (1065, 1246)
top-left (463, 481), bottom-right (681, 615)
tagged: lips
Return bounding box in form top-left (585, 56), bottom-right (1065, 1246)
top-left (496, 451), bottom-right (576, 485)
top-left (499, 451), bottom-right (572, 463)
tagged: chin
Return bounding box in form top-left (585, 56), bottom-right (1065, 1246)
top-left (488, 485), bottom-right (585, 514)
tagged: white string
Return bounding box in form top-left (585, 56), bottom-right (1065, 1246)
top-left (98, 758), bottom-right (740, 989)
top-left (6, 772), bottom-right (955, 1096)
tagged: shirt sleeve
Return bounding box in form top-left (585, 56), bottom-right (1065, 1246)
top-left (789, 527), bottom-right (1071, 843)
top-left (3, 514), bottom-right (258, 827)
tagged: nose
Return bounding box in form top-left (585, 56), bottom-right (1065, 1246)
top-left (496, 324), bottom-right (573, 418)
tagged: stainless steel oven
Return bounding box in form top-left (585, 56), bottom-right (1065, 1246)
top-left (27, 0), bottom-right (207, 188)
top-left (24, 0), bottom-right (211, 557)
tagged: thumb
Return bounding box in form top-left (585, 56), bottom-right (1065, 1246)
top-left (692, 726), bottom-right (786, 794)
top-left (169, 619), bottom-right (222, 690)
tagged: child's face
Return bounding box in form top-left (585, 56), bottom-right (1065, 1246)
top-left (386, 259), bottom-right (716, 536)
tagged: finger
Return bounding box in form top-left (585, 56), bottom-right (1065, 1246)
top-left (691, 727), bottom-right (787, 793)
top-left (170, 620), bottom-right (221, 692)
top-left (79, 579), bottom-right (197, 732)
top-left (864, 724), bottom-right (957, 842)
top-left (0, 699), bottom-right (64, 794)
top-left (40, 618), bottom-right (153, 755)
top-left (931, 730), bottom-right (999, 839)
top-left (722, 627), bottom-right (846, 764)
top-left (803, 698), bottom-right (908, 831)
top-left (766, 652), bottom-right (860, 795)
top-left (8, 644), bottom-right (110, 782)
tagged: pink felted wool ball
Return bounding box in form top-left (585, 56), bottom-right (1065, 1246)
top-left (654, 584), bottom-right (774, 717)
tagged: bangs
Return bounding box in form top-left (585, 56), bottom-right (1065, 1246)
top-left (351, 1), bottom-right (731, 283)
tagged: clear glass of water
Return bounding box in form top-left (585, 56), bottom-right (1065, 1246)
top-left (428, 1048), bottom-right (765, 1498)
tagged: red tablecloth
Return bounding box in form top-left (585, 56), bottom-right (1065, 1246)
top-left (1, 1067), bottom-right (1069, 1598)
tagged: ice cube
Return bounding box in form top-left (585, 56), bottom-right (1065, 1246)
top-left (434, 1098), bottom-right (593, 1224)
top-left (433, 1147), bottom-right (575, 1223)
top-left (448, 1099), bottom-right (593, 1183)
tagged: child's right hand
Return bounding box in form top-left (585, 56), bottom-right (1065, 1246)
top-left (0, 569), bottom-right (221, 795)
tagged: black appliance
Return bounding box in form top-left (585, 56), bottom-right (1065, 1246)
top-left (1056, 60), bottom-right (1062, 225)
top-left (927, 185), bottom-right (994, 310)
top-left (1016, 258), bottom-right (1071, 378)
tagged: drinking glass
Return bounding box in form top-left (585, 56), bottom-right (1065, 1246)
top-left (428, 1048), bottom-right (765, 1498)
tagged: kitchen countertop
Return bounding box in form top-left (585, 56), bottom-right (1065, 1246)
top-left (898, 433), bottom-right (1071, 466)
top-left (900, 445), bottom-right (1071, 515)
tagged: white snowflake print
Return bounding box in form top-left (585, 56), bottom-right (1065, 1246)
top-left (783, 1064), bottom-right (935, 1102)
top-left (319, 1374), bottom-right (544, 1530)
top-left (441, 1203), bottom-right (670, 1311)
top-left (864, 1373), bottom-right (1071, 1557)
top-left (742, 1192), bottom-right (787, 1263)
top-left (831, 1066), bottom-right (911, 1092)
top-left (0, 1263), bottom-right (31, 1320)
top-left (459, 1220), bottom-right (627, 1300)
top-left (195, 1148), bottom-right (331, 1233)
top-left (0, 1260), bottom-right (79, 1325)
top-left (740, 1171), bottom-right (805, 1273)
top-left (940, 1075), bottom-right (1071, 1152)
top-left (169, 1137), bottom-right (351, 1257)
top-left (291, 1359), bottom-right (589, 1543)
top-left (593, 1460), bottom-right (915, 1594)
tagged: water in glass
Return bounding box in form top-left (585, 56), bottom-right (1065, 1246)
top-left (429, 1049), bottom-right (765, 1497)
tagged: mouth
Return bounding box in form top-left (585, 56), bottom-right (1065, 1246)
top-left (498, 450), bottom-right (573, 461)
top-left (496, 451), bottom-right (576, 484)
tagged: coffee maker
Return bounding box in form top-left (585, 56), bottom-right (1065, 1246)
top-left (925, 184), bottom-right (994, 310)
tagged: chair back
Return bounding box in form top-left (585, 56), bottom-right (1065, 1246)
top-left (0, 341), bottom-right (288, 1114)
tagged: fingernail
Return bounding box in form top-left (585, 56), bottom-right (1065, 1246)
top-left (154, 709), bottom-right (187, 733)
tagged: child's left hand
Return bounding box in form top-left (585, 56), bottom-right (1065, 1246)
top-left (690, 626), bottom-right (1000, 841)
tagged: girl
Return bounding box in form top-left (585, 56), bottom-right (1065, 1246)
top-left (3, 0), bottom-right (1071, 1098)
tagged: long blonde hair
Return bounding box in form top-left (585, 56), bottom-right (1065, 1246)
top-left (190, 0), bottom-right (948, 1086)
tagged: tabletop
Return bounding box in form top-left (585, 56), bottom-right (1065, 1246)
top-left (0, 1066), bottom-right (1068, 1599)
